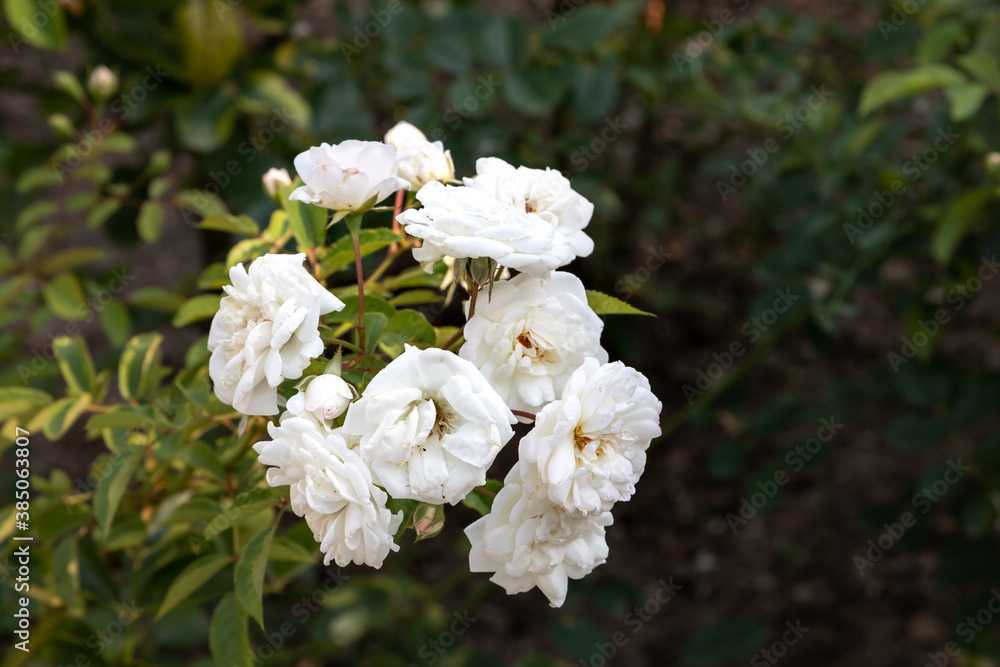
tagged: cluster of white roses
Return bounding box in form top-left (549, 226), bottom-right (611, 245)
top-left (206, 121), bottom-right (661, 608)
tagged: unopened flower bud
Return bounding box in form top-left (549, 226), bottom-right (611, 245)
top-left (262, 167), bottom-right (292, 200)
top-left (87, 66), bottom-right (118, 100)
top-left (302, 374), bottom-right (354, 423)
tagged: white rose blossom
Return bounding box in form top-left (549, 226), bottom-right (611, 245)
top-left (459, 271), bottom-right (608, 417)
top-left (254, 418), bottom-right (402, 568)
top-left (398, 181), bottom-right (576, 278)
top-left (384, 121), bottom-right (455, 190)
top-left (341, 345), bottom-right (517, 505)
top-left (289, 140), bottom-right (409, 212)
top-left (465, 463), bottom-right (611, 608)
top-left (519, 358), bottom-right (662, 516)
top-left (285, 374), bottom-right (355, 429)
top-left (465, 157), bottom-right (594, 259)
top-left (208, 253), bottom-right (343, 416)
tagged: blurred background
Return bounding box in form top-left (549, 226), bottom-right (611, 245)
top-left (3, 0), bottom-right (1000, 665)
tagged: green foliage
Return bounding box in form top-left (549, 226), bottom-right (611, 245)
top-left (4, 0), bottom-right (1000, 664)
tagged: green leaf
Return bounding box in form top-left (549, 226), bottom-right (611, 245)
top-left (320, 228), bottom-right (401, 275)
top-left (119, 333), bottom-right (163, 401)
top-left (137, 201), bottom-right (165, 243)
top-left (157, 554), bottom-right (232, 619)
top-left (930, 188), bottom-right (991, 265)
top-left (887, 414), bottom-right (948, 452)
top-left (268, 536), bottom-right (315, 564)
top-left (198, 214), bottom-right (260, 236)
top-left (859, 64), bottom-right (966, 115)
top-left (0, 387), bottom-right (52, 421)
top-left (16, 201), bottom-right (56, 231)
top-left (39, 247), bottom-right (105, 275)
top-left (236, 71), bottom-right (311, 130)
top-left (175, 89), bottom-right (237, 153)
top-left (586, 290), bottom-right (655, 316)
top-left (283, 187), bottom-right (328, 250)
top-left (945, 82), bottom-right (989, 122)
top-left (100, 301), bottom-right (133, 348)
top-left (181, 441), bottom-right (226, 482)
top-left (381, 310), bottom-right (436, 348)
top-left (175, 189), bottom-right (229, 217)
top-left (85, 407), bottom-right (151, 431)
top-left (87, 199), bottom-right (122, 228)
top-left (43, 273), bottom-right (88, 321)
top-left (16, 165), bottom-right (62, 193)
top-left (682, 618), bottom-right (768, 665)
top-left (129, 287), bottom-right (185, 312)
top-left (3, 0), bottom-right (66, 51)
top-left (52, 537), bottom-right (84, 615)
top-left (94, 446), bottom-right (144, 536)
top-left (545, 4), bottom-right (617, 53)
top-left (570, 62), bottom-right (619, 122)
top-left (364, 312), bottom-right (389, 354)
top-left (52, 336), bottom-right (96, 395)
top-left (209, 593), bottom-right (251, 667)
top-left (235, 527), bottom-right (274, 629)
top-left (958, 51), bottom-right (1000, 90)
top-left (502, 68), bottom-right (567, 117)
top-left (100, 133), bottom-right (137, 154)
top-left (36, 393), bottom-right (90, 440)
top-left (172, 294), bottom-right (221, 327)
top-left (176, 0), bottom-right (243, 86)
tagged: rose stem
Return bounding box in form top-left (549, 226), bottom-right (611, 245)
top-left (351, 229), bottom-right (366, 352)
top-left (511, 410), bottom-right (536, 421)
top-left (389, 188), bottom-right (405, 253)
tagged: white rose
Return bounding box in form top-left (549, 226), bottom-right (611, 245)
top-left (465, 463), bottom-right (611, 608)
top-left (459, 271), bottom-right (607, 417)
top-left (208, 253), bottom-right (343, 416)
top-left (519, 358), bottom-right (662, 516)
top-left (384, 121), bottom-right (455, 189)
top-left (465, 157), bottom-right (594, 259)
top-left (289, 140), bottom-right (409, 212)
top-left (398, 181), bottom-right (575, 278)
top-left (341, 345), bottom-right (516, 505)
top-left (285, 374), bottom-right (355, 428)
top-left (262, 167), bottom-right (292, 198)
top-left (254, 418), bottom-right (402, 568)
